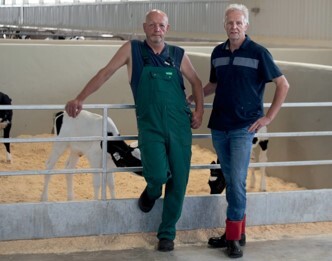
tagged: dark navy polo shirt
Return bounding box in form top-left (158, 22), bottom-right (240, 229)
top-left (208, 35), bottom-right (283, 131)
top-left (130, 40), bottom-right (185, 102)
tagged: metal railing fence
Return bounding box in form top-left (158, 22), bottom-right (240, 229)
top-left (1, 102), bottom-right (332, 200)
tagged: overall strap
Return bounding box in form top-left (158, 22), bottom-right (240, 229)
top-left (164, 45), bottom-right (175, 67)
top-left (141, 43), bottom-right (151, 66)
top-left (141, 43), bottom-right (175, 67)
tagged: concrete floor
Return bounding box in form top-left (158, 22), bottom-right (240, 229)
top-left (1, 234), bottom-right (331, 261)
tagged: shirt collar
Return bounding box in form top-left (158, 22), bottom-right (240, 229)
top-left (223, 35), bottom-right (251, 50)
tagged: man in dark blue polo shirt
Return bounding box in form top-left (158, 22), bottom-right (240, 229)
top-left (203, 3), bottom-right (289, 259)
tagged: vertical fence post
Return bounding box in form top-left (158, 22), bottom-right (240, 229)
top-left (101, 107), bottom-right (108, 200)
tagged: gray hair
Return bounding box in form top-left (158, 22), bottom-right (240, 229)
top-left (224, 4), bottom-right (249, 25)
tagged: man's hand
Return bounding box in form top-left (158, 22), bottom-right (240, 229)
top-left (248, 116), bottom-right (271, 133)
top-left (186, 95), bottom-right (194, 104)
top-left (191, 111), bottom-right (203, 129)
top-left (65, 99), bottom-right (83, 118)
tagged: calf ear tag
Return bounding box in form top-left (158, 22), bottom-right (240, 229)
top-left (112, 152), bottom-right (121, 161)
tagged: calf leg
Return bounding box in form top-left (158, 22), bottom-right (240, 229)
top-left (249, 168), bottom-right (256, 189)
top-left (41, 142), bottom-right (68, 201)
top-left (3, 123), bottom-right (12, 163)
top-left (259, 150), bottom-right (268, 191)
top-left (86, 153), bottom-right (103, 200)
top-left (249, 149), bottom-right (256, 189)
top-left (106, 159), bottom-right (116, 199)
top-left (64, 151), bottom-right (80, 201)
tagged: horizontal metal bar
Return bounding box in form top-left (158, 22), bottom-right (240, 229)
top-left (2, 160), bottom-right (332, 177)
top-left (201, 102), bottom-right (332, 109)
top-left (0, 104), bottom-right (136, 110)
top-left (2, 131), bottom-right (332, 144)
top-left (191, 160), bottom-right (332, 169)
top-left (248, 160), bottom-right (332, 168)
top-left (0, 166), bottom-right (143, 176)
top-left (265, 102), bottom-right (332, 108)
top-left (0, 168), bottom-right (101, 176)
top-left (253, 131), bottom-right (332, 138)
top-left (0, 135), bottom-right (139, 143)
top-left (1, 102), bottom-right (332, 111)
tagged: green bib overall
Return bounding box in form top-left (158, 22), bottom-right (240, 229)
top-left (136, 46), bottom-right (192, 240)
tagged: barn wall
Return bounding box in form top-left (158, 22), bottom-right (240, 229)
top-left (0, 190), bottom-right (331, 241)
top-left (0, 40), bottom-right (137, 137)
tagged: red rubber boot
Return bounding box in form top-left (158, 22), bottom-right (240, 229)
top-left (226, 219), bottom-right (243, 258)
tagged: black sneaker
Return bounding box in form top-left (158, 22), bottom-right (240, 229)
top-left (157, 238), bottom-right (174, 252)
top-left (138, 187), bottom-right (156, 213)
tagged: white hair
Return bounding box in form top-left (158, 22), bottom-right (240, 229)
top-left (224, 4), bottom-right (249, 25)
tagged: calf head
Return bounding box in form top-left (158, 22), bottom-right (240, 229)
top-left (0, 92), bottom-right (13, 129)
top-left (209, 160), bottom-right (226, 194)
top-left (102, 133), bottom-right (143, 176)
top-left (0, 112), bottom-right (12, 129)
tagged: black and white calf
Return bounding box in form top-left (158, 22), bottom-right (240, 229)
top-left (208, 126), bottom-right (269, 194)
top-left (0, 92), bottom-right (13, 163)
top-left (208, 159), bottom-right (226, 194)
top-left (41, 110), bottom-right (142, 201)
top-left (249, 126), bottom-right (269, 191)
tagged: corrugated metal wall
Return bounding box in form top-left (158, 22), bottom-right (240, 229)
top-left (0, 1), bottom-right (230, 36)
top-left (247, 0), bottom-right (332, 40)
top-left (0, 0), bottom-right (331, 41)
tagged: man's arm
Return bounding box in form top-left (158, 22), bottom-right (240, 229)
top-left (203, 82), bottom-right (217, 97)
top-left (65, 41), bottom-right (132, 117)
top-left (248, 75), bottom-right (290, 132)
top-left (181, 53), bottom-right (204, 129)
top-left (187, 81), bottom-right (217, 104)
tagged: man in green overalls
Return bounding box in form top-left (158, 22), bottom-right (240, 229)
top-left (65, 9), bottom-right (204, 252)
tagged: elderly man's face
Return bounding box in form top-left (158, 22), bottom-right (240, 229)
top-left (143, 11), bottom-right (169, 45)
top-left (224, 10), bottom-right (248, 42)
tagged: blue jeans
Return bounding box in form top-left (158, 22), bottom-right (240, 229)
top-left (211, 127), bottom-right (255, 221)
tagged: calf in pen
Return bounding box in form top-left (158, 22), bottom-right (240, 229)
top-left (41, 110), bottom-right (142, 201)
top-left (0, 91), bottom-right (13, 163)
top-left (208, 126), bottom-right (269, 193)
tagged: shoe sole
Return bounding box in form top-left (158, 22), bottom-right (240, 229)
top-left (208, 234), bottom-right (246, 248)
top-left (208, 241), bottom-right (246, 248)
top-left (157, 247), bottom-right (174, 252)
